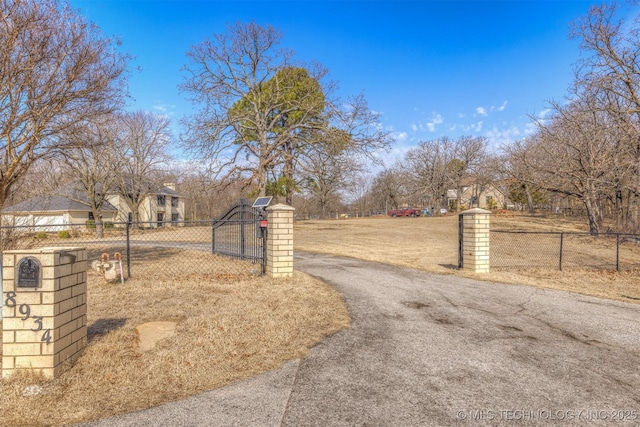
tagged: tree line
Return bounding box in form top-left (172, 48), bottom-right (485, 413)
top-left (341, 1), bottom-right (640, 235)
top-left (4, 0), bottom-right (640, 235)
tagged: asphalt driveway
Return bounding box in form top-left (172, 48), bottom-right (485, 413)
top-left (83, 252), bottom-right (640, 426)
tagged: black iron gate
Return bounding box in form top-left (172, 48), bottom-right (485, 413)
top-left (212, 198), bottom-right (267, 274)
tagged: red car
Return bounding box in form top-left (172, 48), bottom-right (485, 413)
top-left (387, 208), bottom-right (421, 217)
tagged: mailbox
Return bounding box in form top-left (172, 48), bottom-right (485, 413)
top-left (16, 257), bottom-right (41, 288)
top-left (258, 216), bottom-right (268, 238)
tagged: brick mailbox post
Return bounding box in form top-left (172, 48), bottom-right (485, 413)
top-left (2, 247), bottom-right (87, 379)
top-left (458, 208), bottom-right (491, 273)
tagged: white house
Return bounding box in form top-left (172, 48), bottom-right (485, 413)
top-left (105, 183), bottom-right (185, 227)
top-left (447, 179), bottom-right (509, 210)
top-left (2, 182), bottom-right (185, 230)
top-left (1, 193), bottom-right (118, 231)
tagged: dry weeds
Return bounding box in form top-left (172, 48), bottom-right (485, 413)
top-left (2, 213), bottom-right (638, 426)
top-left (294, 215), bottom-right (640, 304)
top-left (0, 251), bottom-right (350, 427)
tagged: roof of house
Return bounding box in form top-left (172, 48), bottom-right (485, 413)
top-left (113, 177), bottom-right (180, 197)
top-left (3, 178), bottom-right (179, 214)
top-left (2, 192), bottom-right (118, 214)
top-left (158, 185), bottom-right (179, 196)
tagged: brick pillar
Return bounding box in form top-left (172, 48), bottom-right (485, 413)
top-left (2, 247), bottom-right (87, 379)
top-left (266, 204), bottom-right (295, 278)
top-left (459, 208), bottom-right (491, 273)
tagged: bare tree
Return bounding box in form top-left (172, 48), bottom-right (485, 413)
top-left (529, 94), bottom-right (617, 234)
top-left (57, 116), bottom-right (122, 237)
top-left (180, 22), bottom-right (295, 196)
top-left (498, 138), bottom-right (547, 213)
top-left (180, 22), bottom-right (391, 202)
top-left (0, 0), bottom-right (129, 211)
top-left (113, 111), bottom-right (171, 223)
top-left (448, 136), bottom-right (488, 213)
top-left (401, 136), bottom-right (486, 213)
top-left (298, 144), bottom-right (363, 219)
top-left (370, 168), bottom-right (408, 212)
top-left (402, 138), bottom-right (453, 210)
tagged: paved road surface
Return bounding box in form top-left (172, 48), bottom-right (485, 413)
top-left (82, 252), bottom-right (640, 426)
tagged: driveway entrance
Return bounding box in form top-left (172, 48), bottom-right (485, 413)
top-left (83, 252), bottom-right (640, 426)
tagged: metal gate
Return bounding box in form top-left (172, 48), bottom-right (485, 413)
top-left (212, 198), bottom-right (267, 274)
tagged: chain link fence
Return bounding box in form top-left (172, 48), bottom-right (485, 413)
top-left (0, 221), bottom-right (266, 280)
top-left (491, 230), bottom-right (640, 271)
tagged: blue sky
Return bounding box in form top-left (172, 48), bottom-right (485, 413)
top-left (70, 0), bottom-right (596, 163)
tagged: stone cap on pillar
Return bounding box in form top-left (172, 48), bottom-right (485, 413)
top-left (459, 208), bottom-right (491, 216)
top-left (266, 203), bottom-right (296, 212)
top-left (3, 246), bottom-right (86, 254)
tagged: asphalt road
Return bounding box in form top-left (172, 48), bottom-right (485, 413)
top-left (82, 252), bottom-right (640, 426)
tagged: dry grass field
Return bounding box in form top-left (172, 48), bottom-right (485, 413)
top-left (0, 251), bottom-right (350, 427)
top-left (1, 212), bottom-right (638, 426)
top-left (294, 214), bottom-right (640, 304)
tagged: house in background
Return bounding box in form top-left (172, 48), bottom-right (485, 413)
top-left (2, 182), bottom-right (185, 230)
top-left (1, 192), bottom-right (118, 231)
top-left (446, 178), bottom-right (509, 210)
top-left (106, 183), bottom-right (185, 227)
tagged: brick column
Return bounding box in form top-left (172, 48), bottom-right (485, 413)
top-left (459, 208), bottom-right (491, 273)
top-left (266, 204), bottom-right (295, 278)
top-left (2, 247), bottom-right (87, 379)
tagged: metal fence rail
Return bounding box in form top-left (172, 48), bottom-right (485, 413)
top-left (491, 230), bottom-right (640, 271)
top-left (0, 219), bottom-right (266, 279)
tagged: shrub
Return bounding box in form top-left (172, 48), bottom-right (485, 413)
top-left (57, 230), bottom-right (71, 239)
top-left (105, 222), bottom-right (114, 228)
top-left (36, 232), bottom-right (48, 240)
top-left (85, 220), bottom-right (96, 229)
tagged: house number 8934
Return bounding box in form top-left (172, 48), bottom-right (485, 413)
top-left (4, 291), bottom-right (52, 345)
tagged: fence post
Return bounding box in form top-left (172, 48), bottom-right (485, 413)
top-left (211, 220), bottom-right (216, 254)
top-left (126, 219), bottom-right (131, 278)
top-left (266, 204), bottom-right (295, 278)
top-left (458, 214), bottom-right (464, 268)
top-left (240, 198), bottom-right (246, 260)
top-left (559, 232), bottom-right (564, 271)
top-left (616, 233), bottom-right (620, 272)
top-left (458, 208), bottom-right (491, 273)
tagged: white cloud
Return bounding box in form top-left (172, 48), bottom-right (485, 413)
top-left (426, 113), bottom-right (443, 132)
top-left (485, 125), bottom-right (525, 149)
top-left (394, 131), bottom-right (408, 143)
top-left (537, 108), bottom-right (553, 119)
top-left (524, 121), bottom-right (538, 136)
top-left (491, 101), bottom-right (508, 112)
top-left (410, 112), bottom-right (444, 133)
top-left (475, 107), bottom-right (487, 117)
top-left (153, 101), bottom-right (176, 117)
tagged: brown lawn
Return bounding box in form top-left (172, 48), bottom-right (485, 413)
top-left (0, 251), bottom-right (350, 427)
top-left (294, 214), bottom-right (640, 304)
top-left (1, 212), bottom-right (638, 426)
